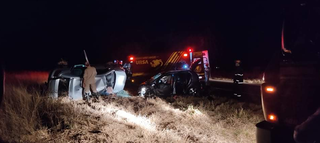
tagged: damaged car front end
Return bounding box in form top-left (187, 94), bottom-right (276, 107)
top-left (138, 70), bottom-right (200, 98)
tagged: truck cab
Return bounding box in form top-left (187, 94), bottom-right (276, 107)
top-left (256, 1), bottom-right (320, 142)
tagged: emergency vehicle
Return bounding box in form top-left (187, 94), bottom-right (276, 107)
top-left (124, 48), bottom-right (211, 84)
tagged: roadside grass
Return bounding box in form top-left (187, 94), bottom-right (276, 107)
top-left (0, 81), bottom-right (263, 143)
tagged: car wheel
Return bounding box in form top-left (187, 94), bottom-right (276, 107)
top-left (188, 86), bottom-right (199, 96)
top-left (139, 86), bottom-right (154, 98)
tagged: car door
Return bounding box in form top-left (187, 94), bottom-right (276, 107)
top-left (153, 73), bottom-right (173, 97)
top-left (174, 72), bottom-right (190, 95)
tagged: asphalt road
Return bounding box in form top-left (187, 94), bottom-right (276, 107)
top-left (209, 79), bottom-right (262, 104)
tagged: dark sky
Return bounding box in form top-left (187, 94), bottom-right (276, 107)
top-left (1, 0), bottom-right (287, 71)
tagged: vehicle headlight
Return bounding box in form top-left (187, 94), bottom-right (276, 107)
top-left (140, 87), bottom-right (146, 97)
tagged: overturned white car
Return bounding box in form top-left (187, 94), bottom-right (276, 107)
top-left (48, 64), bottom-right (127, 100)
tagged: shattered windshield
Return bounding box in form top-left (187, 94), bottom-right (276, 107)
top-left (147, 73), bottom-right (162, 83)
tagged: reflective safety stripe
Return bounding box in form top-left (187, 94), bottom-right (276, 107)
top-left (164, 52), bottom-right (177, 66)
top-left (171, 51), bottom-right (182, 64)
top-left (162, 52), bottom-right (177, 71)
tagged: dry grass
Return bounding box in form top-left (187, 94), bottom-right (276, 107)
top-left (0, 81), bottom-right (263, 143)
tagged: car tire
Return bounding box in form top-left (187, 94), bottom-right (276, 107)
top-left (188, 86), bottom-right (200, 96)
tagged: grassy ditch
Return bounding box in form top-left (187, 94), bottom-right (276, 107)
top-left (0, 82), bottom-right (263, 143)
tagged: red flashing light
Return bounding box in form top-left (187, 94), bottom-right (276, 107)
top-left (129, 56), bottom-right (134, 61)
top-left (188, 47), bottom-right (193, 52)
top-left (183, 53), bottom-right (188, 57)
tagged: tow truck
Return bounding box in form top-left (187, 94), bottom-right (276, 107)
top-left (124, 48), bottom-right (211, 84)
top-left (256, 1), bottom-right (320, 142)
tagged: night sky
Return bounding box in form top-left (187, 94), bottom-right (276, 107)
top-left (1, 0), bottom-right (288, 71)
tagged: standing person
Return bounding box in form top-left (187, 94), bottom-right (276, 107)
top-left (204, 63), bottom-right (211, 86)
top-left (233, 60), bottom-right (243, 97)
top-left (57, 58), bottom-right (68, 68)
top-left (83, 62), bottom-right (98, 100)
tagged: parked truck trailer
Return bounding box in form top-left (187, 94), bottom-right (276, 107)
top-left (256, 1), bottom-right (320, 142)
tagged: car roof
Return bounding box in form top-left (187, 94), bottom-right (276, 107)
top-left (165, 70), bottom-right (192, 74)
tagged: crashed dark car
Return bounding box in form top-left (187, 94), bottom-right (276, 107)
top-left (138, 70), bottom-right (200, 98)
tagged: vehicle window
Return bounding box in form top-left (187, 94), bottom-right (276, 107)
top-left (159, 74), bottom-right (172, 84)
top-left (148, 73), bottom-right (162, 83)
top-left (283, 4), bottom-right (320, 61)
top-left (71, 67), bottom-right (85, 76)
top-left (176, 72), bottom-right (190, 85)
top-left (152, 73), bottom-right (162, 80)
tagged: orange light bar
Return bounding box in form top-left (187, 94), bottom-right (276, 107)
top-left (268, 114), bottom-right (277, 122)
top-left (265, 86), bottom-right (275, 93)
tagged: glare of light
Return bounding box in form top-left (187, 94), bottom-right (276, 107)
top-left (160, 103), bottom-right (203, 116)
top-left (183, 64), bottom-right (188, 69)
top-left (194, 109), bottom-right (202, 115)
top-left (266, 88), bottom-right (273, 92)
top-left (80, 103), bottom-right (156, 131)
top-left (199, 76), bottom-right (203, 79)
top-left (268, 114), bottom-right (277, 122)
top-left (116, 110), bottom-right (155, 131)
top-left (117, 76), bottom-right (125, 86)
top-left (131, 79), bottom-right (135, 83)
top-left (266, 86), bottom-right (275, 93)
top-left (129, 57), bottom-right (134, 61)
top-left (140, 87), bottom-right (146, 97)
top-left (183, 53), bottom-right (188, 57)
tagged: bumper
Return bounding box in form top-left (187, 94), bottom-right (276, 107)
top-left (256, 121), bottom-right (295, 143)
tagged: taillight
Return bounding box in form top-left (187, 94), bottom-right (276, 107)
top-left (265, 86), bottom-right (276, 93)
